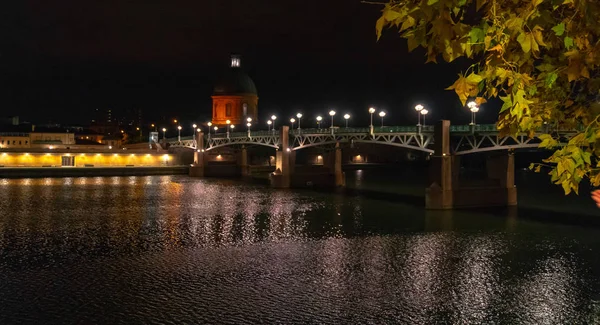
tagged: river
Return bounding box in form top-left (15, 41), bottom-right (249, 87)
top-left (1, 170), bottom-right (600, 324)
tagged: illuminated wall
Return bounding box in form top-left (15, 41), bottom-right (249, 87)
top-left (0, 136), bottom-right (31, 148)
top-left (0, 153), bottom-right (174, 167)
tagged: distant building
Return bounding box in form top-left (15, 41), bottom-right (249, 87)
top-left (0, 116), bottom-right (19, 126)
top-left (0, 125), bottom-right (76, 149)
top-left (211, 55), bottom-right (258, 126)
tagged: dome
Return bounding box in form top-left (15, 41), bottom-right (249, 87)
top-left (213, 55), bottom-right (257, 96)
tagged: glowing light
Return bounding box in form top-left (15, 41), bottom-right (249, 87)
top-left (369, 107), bottom-right (375, 114)
top-left (49, 146), bottom-right (54, 149)
top-left (247, 123), bottom-right (251, 127)
top-left (146, 154), bottom-right (150, 157)
top-left (217, 155), bottom-right (222, 159)
top-left (214, 126), bottom-right (218, 131)
top-left (329, 110), bottom-right (336, 116)
top-left (201, 149), bottom-right (205, 152)
top-left (296, 113), bottom-right (302, 119)
top-left (114, 154), bottom-right (118, 156)
top-left (46, 153), bottom-right (51, 156)
top-left (163, 154), bottom-right (170, 160)
top-left (286, 148), bottom-right (291, 152)
top-left (421, 109), bottom-right (429, 115)
top-left (226, 120), bottom-right (231, 125)
top-left (271, 115), bottom-right (277, 120)
top-left (136, 127), bottom-right (140, 131)
top-left (379, 111), bottom-right (386, 117)
top-left (96, 153), bottom-right (101, 156)
top-left (344, 114), bottom-right (350, 120)
top-left (207, 122), bottom-right (212, 127)
top-left (230, 125), bottom-right (235, 129)
top-left (267, 120), bottom-right (272, 125)
top-left (64, 153), bottom-right (69, 156)
top-left (247, 117), bottom-right (252, 122)
top-left (108, 146), bottom-right (113, 149)
top-left (290, 118), bottom-right (295, 123)
top-left (173, 119), bottom-right (178, 123)
top-left (317, 155), bottom-right (322, 160)
top-left (80, 153), bottom-right (85, 156)
top-left (193, 123), bottom-right (197, 129)
top-left (162, 128), bottom-right (166, 132)
top-left (316, 116), bottom-right (322, 121)
top-left (415, 104), bottom-right (424, 112)
top-left (130, 154), bottom-right (135, 156)
top-left (177, 126), bottom-right (182, 130)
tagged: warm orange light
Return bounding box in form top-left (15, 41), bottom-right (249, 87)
top-left (217, 155), bottom-right (222, 159)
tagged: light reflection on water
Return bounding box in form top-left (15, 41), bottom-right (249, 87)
top-left (0, 175), bottom-right (598, 324)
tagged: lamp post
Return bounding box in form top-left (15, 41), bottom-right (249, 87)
top-left (267, 120), bottom-right (272, 131)
top-left (467, 101), bottom-right (479, 125)
top-left (162, 128), bottom-right (166, 140)
top-left (192, 123), bottom-right (197, 130)
top-left (207, 122), bottom-right (212, 138)
top-left (213, 126), bottom-right (218, 134)
top-left (379, 111), bottom-right (386, 127)
top-left (271, 115), bottom-right (277, 131)
top-left (421, 109), bottom-right (429, 126)
top-left (296, 113), bottom-right (302, 129)
top-left (226, 120), bottom-right (231, 138)
top-left (329, 110), bottom-right (336, 128)
top-left (344, 114), bottom-right (350, 128)
top-left (177, 125), bottom-right (182, 141)
top-left (415, 104), bottom-right (424, 126)
top-left (247, 122), bottom-right (252, 137)
top-left (316, 116), bottom-right (322, 129)
top-left (368, 107), bottom-right (375, 127)
top-left (290, 118), bottom-right (295, 129)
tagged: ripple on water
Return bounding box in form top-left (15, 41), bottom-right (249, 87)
top-left (0, 176), bottom-right (598, 324)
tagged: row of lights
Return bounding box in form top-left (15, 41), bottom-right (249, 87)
top-left (157, 102), bottom-right (482, 137)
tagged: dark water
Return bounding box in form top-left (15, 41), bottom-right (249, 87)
top-left (1, 173), bottom-right (600, 324)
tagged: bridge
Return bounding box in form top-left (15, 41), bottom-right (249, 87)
top-left (164, 123), bottom-right (576, 155)
top-left (158, 121), bottom-right (577, 210)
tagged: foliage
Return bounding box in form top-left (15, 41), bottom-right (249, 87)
top-left (373, 0), bottom-right (600, 194)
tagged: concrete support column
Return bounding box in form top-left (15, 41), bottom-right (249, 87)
top-left (271, 126), bottom-right (290, 188)
top-left (334, 142), bottom-right (345, 187)
top-left (486, 152), bottom-right (517, 205)
top-left (190, 132), bottom-right (205, 177)
top-left (426, 120), bottom-right (454, 209)
top-left (240, 146), bottom-right (248, 177)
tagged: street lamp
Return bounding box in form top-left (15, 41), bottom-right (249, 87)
top-left (177, 125), bottom-right (182, 141)
top-left (213, 126), bottom-right (218, 134)
top-left (247, 122), bottom-right (252, 137)
top-left (162, 127), bottom-right (166, 139)
top-left (271, 115), bottom-right (277, 130)
top-left (247, 117), bottom-right (252, 123)
top-left (267, 120), bottom-right (272, 131)
top-left (368, 107), bottom-right (375, 127)
top-left (316, 116), bottom-right (323, 129)
top-left (415, 104), bottom-right (424, 126)
top-left (290, 118), bottom-right (296, 129)
top-left (329, 110), bottom-right (336, 128)
top-left (344, 114), bottom-right (350, 127)
top-left (207, 122), bottom-right (212, 137)
top-left (379, 111), bottom-right (386, 127)
top-left (296, 113), bottom-right (302, 129)
top-left (421, 109), bottom-right (429, 126)
top-left (192, 123), bottom-right (197, 129)
top-left (226, 120), bottom-right (231, 138)
top-left (468, 101), bottom-right (479, 125)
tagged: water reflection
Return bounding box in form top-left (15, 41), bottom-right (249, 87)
top-left (0, 176), bottom-right (597, 324)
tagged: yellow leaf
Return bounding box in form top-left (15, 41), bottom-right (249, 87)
top-left (383, 7), bottom-right (402, 22)
top-left (475, 97), bottom-right (487, 105)
top-left (532, 26), bottom-right (547, 47)
top-left (376, 17), bottom-right (385, 40)
top-left (400, 16), bottom-right (416, 32)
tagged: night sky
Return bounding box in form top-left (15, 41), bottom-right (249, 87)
top-left (1, 0), bottom-right (491, 127)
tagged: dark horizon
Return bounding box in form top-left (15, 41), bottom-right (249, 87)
top-left (0, 0), bottom-right (497, 128)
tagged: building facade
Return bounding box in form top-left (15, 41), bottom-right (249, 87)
top-left (211, 55), bottom-right (258, 126)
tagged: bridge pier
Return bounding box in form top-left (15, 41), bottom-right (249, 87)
top-left (189, 132), bottom-right (205, 177)
top-left (271, 126), bottom-right (291, 188)
top-left (239, 146), bottom-right (249, 177)
top-left (426, 120), bottom-right (517, 209)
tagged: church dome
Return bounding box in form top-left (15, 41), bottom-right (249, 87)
top-left (213, 55), bottom-right (257, 96)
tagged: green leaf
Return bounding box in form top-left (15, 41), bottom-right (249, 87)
top-left (545, 72), bottom-right (558, 88)
top-left (466, 72), bottom-right (483, 84)
top-left (564, 36), bottom-right (574, 49)
top-left (552, 23), bottom-right (565, 36)
top-left (375, 17), bottom-right (385, 41)
top-left (427, 0), bottom-right (439, 5)
top-left (468, 27), bottom-right (484, 43)
top-left (499, 95), bottom-right (512, 113)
